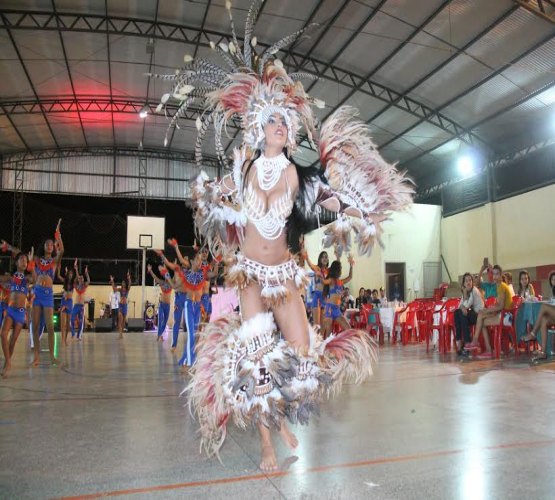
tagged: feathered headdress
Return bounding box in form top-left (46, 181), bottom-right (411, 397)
top-left (149, 0), bottom-right (323, 166)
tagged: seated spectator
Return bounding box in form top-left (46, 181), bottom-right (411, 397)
top-left (455, 273), bottom-right (484, 356)
top-left (517, 270), bottom-right (535, 300)
top-left (371, 289), bottom-right (381, 307)
top-left (465, 264), bottom-right (513, 358)
top-left (550, 271), bottom-right (555, 300)
top-left (340, 287), bottom-right (354, 313)
top-left (522, 302), bottom-right (555, 360)
top-left (355, 287), bottom-right (366, 309)
top-left (477, 261), bottom-right (497, 299)
top-left (503, 272), bottom-right (515, 296)
top-left (379, 287), bottom-right (387, 305)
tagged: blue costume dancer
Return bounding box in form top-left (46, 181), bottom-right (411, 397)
top-left (71, 266), bottom-right (90, 340)
top-left (0, 248), bottom-right (34, 377)
top-left (147, 264), bottom-right (172, 341)
top-left (57, 264), bottom-right (75, 346)
top-left (110, 271), bottom-right (130, 339)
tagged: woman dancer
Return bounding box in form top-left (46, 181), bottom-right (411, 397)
top-left (1, 248), bottom-right (33, 377)
top-left (303, 250), bottom-right (329, 327)
top-left (0, 274), bottom-right (9, 328)
top-left (156, 249), bottom-right (187, 352)
top-left (110, 271), bottom-right (130, 339)
top-left (147, 264), bottom-right (172, 341)
top-left (57, 263), bottom-right (76, 346)
top-left (154, 0), bottom-right (412, 471)
top-left (322, 258), bottom-right (354, 338)
top-left (71, 262), bottom-right (90, 341)
top-left (2, 221), bottom-right (63, 366)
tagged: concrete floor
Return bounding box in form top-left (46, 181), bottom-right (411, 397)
top-left (1, 330), bottom-right (555, 500)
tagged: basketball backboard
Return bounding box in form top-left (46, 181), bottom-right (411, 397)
top-left (126, 216), bottom-right (165, 250)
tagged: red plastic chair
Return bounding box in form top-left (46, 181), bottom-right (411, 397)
top-left (487, 296), bottom-right (520, 359)
top-left (366, 308), bottom-right (384, 345)
top-left (392, 305), bottom-right (408, 344)
top-left (349, 309), bottom-right (367, 330)
top-left (435, 298), bottom-right (461, 353)
top-left (415, 300), bottom-right (435, 351)
top-left (401, 302), bottom-right (420, 345)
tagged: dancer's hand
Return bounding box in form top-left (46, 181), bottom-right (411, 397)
top-left (0, 240), bottom-right (10, 253)
top-left (55, 219), bottom-right (62, 240)
top-left (167, 238), bottom-right (178, 248)
top-left (28, 246), bottom-right (34, 261)
top-left (147, 264), bottom-right (152, 273)
top-left (348, 254), bottom-right (354, 266)
top-left (109, 275), bottom-right (114, 282)
top-left (84, 265), bottom-right (88, 274)
top-left (74, 258), bottom-right (78, 269)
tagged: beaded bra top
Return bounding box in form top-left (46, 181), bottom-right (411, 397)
top-left (242, 153), bottom-right (293, 241)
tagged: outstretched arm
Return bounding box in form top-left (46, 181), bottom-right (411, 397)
top-left (147, 264), bottom-right (166, 286)
top-left (54, 219), bottom-right (64, 265)
top-left (167, 239), bottom-right (190, 268)
top-left (154, 250), bottom-right (178, 271)
top-left (73, 258), bottom-right (81, 280)
top-left (84, 265), bottom-right (91, 286)
top-left (341, 255), bottom-right (354, 284)
top-left (109, 275), bottom-right (118, 292)
top-left (1, 239), bottom-right (20, 257)
top-left (300, 249), bottom-right (323, 276)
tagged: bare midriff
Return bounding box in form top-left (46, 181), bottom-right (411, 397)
top-left (241, 224), bottom-right (291, 265)
top-left (36, 275), bottom-right (53, 288)
top-left (187, 289), bottom-right (203, 302)
top-left (328, 293), bottom-right (341, 306)
top-left (9, 291), bottom-right (26, 309)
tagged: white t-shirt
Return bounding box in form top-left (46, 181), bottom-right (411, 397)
top-left (110, 291), bottom-right (120, 309)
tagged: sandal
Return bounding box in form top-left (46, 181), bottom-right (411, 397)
top-left (522, 333), bottom-right (537, 342)
top-left (532, 352), bottom-right (547, 361)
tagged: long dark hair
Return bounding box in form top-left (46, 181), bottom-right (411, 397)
top-left (39, 238), bottom-right (56, 258)
top-left (323, 260), bottom-right (342, 298)
top-left (317, 251), bottom-right (329, 269)
top-left (63, 269), bottom-right (75, 291)
top-left (517, 270), bottom-right (530, 297)
top-left (13, 252), bottom-right (28, 271)
top-left (242, 148), bottom-right (326, 253)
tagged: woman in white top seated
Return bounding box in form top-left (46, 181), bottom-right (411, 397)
top-left (455, 272), bottom-right (484, 356)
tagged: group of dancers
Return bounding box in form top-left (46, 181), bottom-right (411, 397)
top-left (0, 221), bottom-right (133, 377)
top-left (2, 0), bottom-right (413, 471)
top-left (302, 249), bottom-right (355, 338)
top-left (0, 225), bottom-right (224, 378)
top-left (150, 239), bottom-right (219, 368)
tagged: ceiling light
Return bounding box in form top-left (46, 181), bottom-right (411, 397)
top-left (139, 105), bottom-right (149, 119)
top-left (457, 155), bottom-right (474, 177)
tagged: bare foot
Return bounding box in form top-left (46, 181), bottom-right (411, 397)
top-left (119, 334), bottom-right (123, 339)
top-left (31, 357), bottom-right (40, 367)
top-left (260, 443), bottom-right (278, 472)
top-left (1, 361), bottom-right (11, 378)
top-left (180, 364), bottom-right (189, 374)
top-left (170, 346), bottom-right (176, 353)
top-left (279, 424), bottom-right (298, 450)
top-left (50, 357), bottom-right (59, 366)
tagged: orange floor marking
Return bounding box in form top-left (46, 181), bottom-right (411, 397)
top-left (58, 437), bottom-right (555, 499)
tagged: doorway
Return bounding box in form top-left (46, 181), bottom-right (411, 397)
top-left (385, 262), bottom-right (406, 302)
